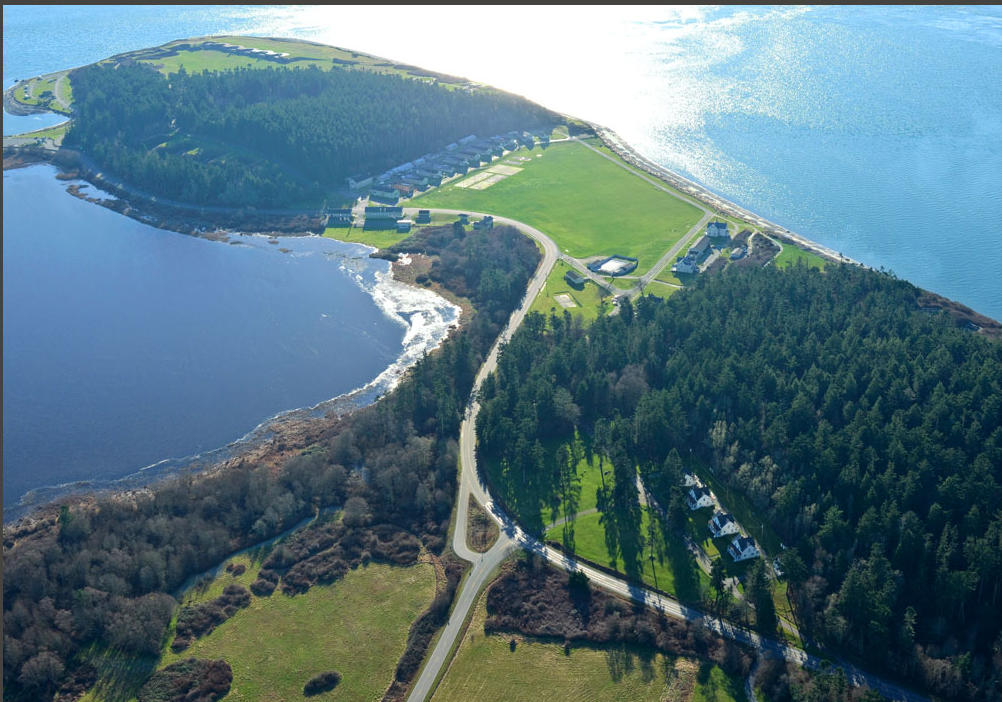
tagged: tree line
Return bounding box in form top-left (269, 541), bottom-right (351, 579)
top-left (63, 61), bottom-right (559, 208)
top-left (2, 223), bottom-right (540, 701)
top-left (475, 262), bottom-right (1002, 700)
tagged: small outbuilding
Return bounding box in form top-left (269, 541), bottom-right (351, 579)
top-left (472, 215), bottom-right (494, 231)
top-left (396, 219), bottom-right (413, 233)
top-left (564, 270), bottom-right (587, 289)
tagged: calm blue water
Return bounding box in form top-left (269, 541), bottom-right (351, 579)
top-left (4, 6), bottom-right (999, 319)
top-left (3, 6), bottom-right (1000, 512)
top-left (2, 165), bottom-right (457, 514)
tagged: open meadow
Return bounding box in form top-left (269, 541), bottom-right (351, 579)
top-left (413, 140), bottom-right (704, 276)
top-left (78, 550), bottom-right (435, 702)
top-left (160, 560), bottom-right (434, 701)
top-left (431, 593), bottom-right (746, 702)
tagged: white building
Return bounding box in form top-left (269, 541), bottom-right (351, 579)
top-left (686, 486), bottom-right (714, 511)
top-left (672, 257), bottom-right (698, 274)
top-left (727, 535), bottom-right (760, 562)
top-left (708, 511), bottom-right (740, 538)
top-left (706, 221), bottom-right (729, 239)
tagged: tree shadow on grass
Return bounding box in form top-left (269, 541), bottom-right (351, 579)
top-left (81, 647), bottom-right (158, 702)
top-left (604, 643), bottom-right (635, 683)
top-left (665, 526), bottom-right (701, 603)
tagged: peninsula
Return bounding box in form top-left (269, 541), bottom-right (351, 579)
top-left (4, 36), bottom-right (1001, 702)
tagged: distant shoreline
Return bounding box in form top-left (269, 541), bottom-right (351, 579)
top-left (585, 120), bottom-right (859, 267)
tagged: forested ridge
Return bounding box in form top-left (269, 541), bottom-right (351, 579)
top-left (63, 61), bottom-right (558, 208)
top-left (2, 224), bottom-right (540, 701)
top-left (476, 263), bottom-right (1002, 700)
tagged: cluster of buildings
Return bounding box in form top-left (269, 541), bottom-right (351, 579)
top-left (350, 131), bottom-right (539, 204)
top-left (357, 206), bottom-right (489, 233)
top-left (671, 220), bottom-right (732, 275)
top-left (683, 472), bottom-right (761, 563)
top-left (199, 41), bottom-right (293, 62)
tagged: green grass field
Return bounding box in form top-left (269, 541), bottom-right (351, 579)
top-left (17, 122), bottom-right (69, 143)
top-left (529, 260), bottom-right (611, 324)
top-left (547, 508), bottom-right (709, 601)
top-left (145, 49), bottom-right (274, 74)
top-left (323, 225), bottom-right (412, 250)
top-left (413, 141), bottom-right (704, 276)
top-left (433, 595), bottom-right (745, 702)
top-left (78, 550), bottom-right (434, 702)
top-left (159, 561), bottom-right (435, 701)
top-left (772, 243), bottom-right (830, 271)
top-left (128, 36), bottom-right (461, 84)
top-left (643, 280), bottom-right (681, 298)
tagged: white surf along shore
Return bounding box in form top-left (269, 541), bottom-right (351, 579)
top-left (7, 223), bottom-right (460, 522)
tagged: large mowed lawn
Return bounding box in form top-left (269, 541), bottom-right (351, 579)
top-left (413, 141), bottom-right (704, 275)
top-left (157, 560), bottom-right (435, 702)
top-left (432, 595), bottom-right (746, 702)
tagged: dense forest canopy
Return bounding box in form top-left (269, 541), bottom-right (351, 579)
top-left (63, 61), bottom-right (558, 208)
top-left (476, 264), bottom-right (1002, 700)
top-left (2, 224), bottom-right (539, 701)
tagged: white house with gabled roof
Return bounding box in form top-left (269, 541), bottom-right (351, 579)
top-left (686, 485), bottom-right (714, 511)
top-left (706, 221), bottom-right (729, 239)
top-left (727, 535), bottom-right (760, 562)
top-left (708, 511), bottom-right (740, 538)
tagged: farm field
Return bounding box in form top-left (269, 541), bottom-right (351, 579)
top-left (432, 594), bottom-right (746, 702)
top-left (413, 140), bottom-right (704, 276)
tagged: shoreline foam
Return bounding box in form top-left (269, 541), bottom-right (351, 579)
top-left (4, 219), bottom-right (460, 525)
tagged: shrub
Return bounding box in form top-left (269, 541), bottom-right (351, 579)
top-left (303, 670), bottom-right (341, 696)
top-left (138, 658), bottom-right (232, 702)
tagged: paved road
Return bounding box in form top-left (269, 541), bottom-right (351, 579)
top-left (571, 137), bottom-right (712, 297)
top-left (53, 73), bottom-right (72, 112)
top-left (402, 207), bottom-right (927, 702)
top-left (403, 208), bottom-right (554, 702)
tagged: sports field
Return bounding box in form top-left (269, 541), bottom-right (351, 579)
top-left (414, 141), bottom-right (704, 276)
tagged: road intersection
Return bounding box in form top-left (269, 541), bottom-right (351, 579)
top-left (403, 207), bottom-right (927, 702)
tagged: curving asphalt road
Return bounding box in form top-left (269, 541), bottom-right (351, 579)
top-left (402, 208), bottom-right (928, 702)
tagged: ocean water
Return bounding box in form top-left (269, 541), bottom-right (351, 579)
top-left (5, 5), bottom-right (998, 317)
top-left (2, 165), bottom-right (458, 515)
top-left (3, 6), bottom-right (1000, 511)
